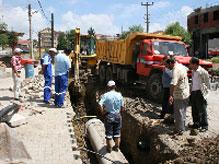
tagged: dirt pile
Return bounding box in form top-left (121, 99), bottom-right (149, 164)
top-left (0, 56), bottom-right (11, 68)
top-left (167, 136), bottom-right (219, 163)
top-left (0, 61), bottom-right (7, 68)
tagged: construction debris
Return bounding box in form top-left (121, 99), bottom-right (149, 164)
top-left (166, 136), bottom-right (219, 163)
top-left (8, 113), bottom-right (27, 127)
top-left (0, 124), bottom-right (31, 163)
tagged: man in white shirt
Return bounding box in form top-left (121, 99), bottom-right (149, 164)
top-left (189, 57), bottom-right (210, 132)
top-left (166, 57), bottom-right (190, 135)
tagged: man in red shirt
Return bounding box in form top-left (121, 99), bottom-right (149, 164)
top-left (11, 48), bottom-right (23, 100)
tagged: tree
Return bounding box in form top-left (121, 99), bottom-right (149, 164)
top-left (0, 34), bottom-right (8, 48)
top-left (164, 22), bottom-right (192, 45)
top-left (8, 32), bottom-right (18, 49)
top-left (0, 22), bottom-right (8, 31)
top-left (57, 33), bottom-right (67, 50)
top-left (128, 25), bottom-right (144, 33)
top-left (87, 27), bottom-right (95, 36)
top-left (66, 29), bottom-right (75, 50)
top-left (119, 24), bottom-right (144, 39)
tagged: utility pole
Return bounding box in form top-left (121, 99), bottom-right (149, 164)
top-left (51, 13), bottom-right (54, 48)
top-left (28, 4), bottom-right (34, 59)
top-left (38, 32), bottom-right (41, 58)
top-left (141, 2), bottom-right (154, 33)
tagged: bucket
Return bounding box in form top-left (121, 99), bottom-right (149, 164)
top-left (24, 64), bottom-right (34, 78)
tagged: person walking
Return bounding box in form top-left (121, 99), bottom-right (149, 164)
top-left (166, 57), bottom-right (190, 135)
top-left (11, 48), bottom-right (23, 100)
top-left (98, 80), bottom-right (125, 153)
top-left (189, 57), bottom-right (210, 132)
top-left (160, 56), bottom-right (173, 119)
top-left (41, 48), bottom-right (57, 104)
top-left (54, 48), bottom-right (71, 107)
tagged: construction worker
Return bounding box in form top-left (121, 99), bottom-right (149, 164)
top-left (41, 48), bottom-right (57, 104)
top-left (11, 48), bottom-right (23, 100)
top-left (189, 57), bottom-right (210, 132)
top-left (160, 56), bottom-right (173, 119)
top-left (98, 80), bottom-right (125, 153)
top-left (166, 57), bottom-right (190, 135)
top-left (54, 48), bottom-right (71, 107)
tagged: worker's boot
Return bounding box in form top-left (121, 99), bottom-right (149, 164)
top-left (113, 137), bottom-right (120, 152)
top-left (106, 139), bottom-right (112, 153)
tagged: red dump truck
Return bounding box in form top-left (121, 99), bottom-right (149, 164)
top-left (96, 32), bottom-right (212, 101)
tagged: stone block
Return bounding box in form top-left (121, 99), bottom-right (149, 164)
top-left (8, 113), bottom-right (27, 127)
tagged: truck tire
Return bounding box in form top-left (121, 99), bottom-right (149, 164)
top-left (106, 67), bottom-right (113, 82)
top-left (99, 65), bottom-right (106, 83)
top-left (147, 73), bottom-right (163, 102)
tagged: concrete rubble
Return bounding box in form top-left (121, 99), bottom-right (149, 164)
top-left (8, 113), bottom-right (27, 127)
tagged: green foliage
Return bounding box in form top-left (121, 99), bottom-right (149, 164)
top-left (0, 34), bottom-right (8, 47)
top-left (164, 22), bottom-right (192, 45)
top-left (57, 33), bottom-right (67, 50)
top-left (87, 27), bottom-right (95, 36)
top-left (8, 32), bottom-right (18, 49)
top-left (210, 57), bottom-right (219, 63)
top-left (0, 22), bottom-right (8, 31)
top-left (119, 24), bottom-right (144, 39)
top-left (129, 25), bottom-right (144, 33)
top-left (66, 29), bottom-right (75, 50)
top-left (0, 22), bottom-right (18, 49)
top-left (210, 68), bottom-right (219, 76)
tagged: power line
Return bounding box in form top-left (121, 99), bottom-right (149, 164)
top-left (35, 0), bottom-right (50, 23)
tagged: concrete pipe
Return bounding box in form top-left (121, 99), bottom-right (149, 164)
top-left (85, 118), bottom-right (128, 164)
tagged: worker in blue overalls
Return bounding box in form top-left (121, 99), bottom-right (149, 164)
top-left (54, 48), bottom-right (71, 107)
top-left (41, 48), bottom-right (57, 104)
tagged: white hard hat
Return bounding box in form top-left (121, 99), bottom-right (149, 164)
top-left (48, 48), bottom-right (57, 53)
top-left (107, 80), bottom-right (116, 87)
top-left (14, 48), bottom-right (23, 53)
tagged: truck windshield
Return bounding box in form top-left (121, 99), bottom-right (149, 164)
top-left (153, 41), bottom-right (187, 56)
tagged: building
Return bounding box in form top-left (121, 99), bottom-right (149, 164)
top-left (39, 28), bottom-right (63, 49)
top-left (187, 4), bottom-right (219, 58)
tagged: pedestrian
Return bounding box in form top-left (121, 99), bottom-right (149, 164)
top-left (11, 48), bottom-right (23, 100)
top-left (54, 48), bottom-right (71, 107)
top-left (98, 80), bottom-right (125, 153)
top-left (189, 57), bottom-right (210, 132)
top-left (166, 57), bottom-right (190, 135)
top-left (160, 56), bottom-right (173, 119)
top-left (41, 48), bottom-right (57, 104)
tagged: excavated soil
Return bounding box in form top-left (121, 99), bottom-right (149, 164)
top-left (69, 69), bottom-right (219, 164)
top-left (166, 136), bottom-right (219, 163)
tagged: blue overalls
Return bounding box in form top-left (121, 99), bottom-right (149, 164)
top-left (54, 53), bottom-right (71, 107)
top-left (41, 53), bottom-right (52, 103)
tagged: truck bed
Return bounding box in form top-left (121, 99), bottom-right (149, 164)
top-left (96, 32), bottom-right (182, 65)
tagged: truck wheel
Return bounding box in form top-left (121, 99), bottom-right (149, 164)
top-left (147, 73), bottom-right (163, 102)
top-left (106, 67), bottom-right (113, 82)
top-left (99, 65), bottom-right (106, 83)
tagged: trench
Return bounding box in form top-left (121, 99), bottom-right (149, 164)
top-left (68, 72), bottom-right (179, 164)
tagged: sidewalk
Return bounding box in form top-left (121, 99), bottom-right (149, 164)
top-left (0, 69), bottom-right (82, 164)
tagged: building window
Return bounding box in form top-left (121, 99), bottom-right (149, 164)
top-left (203, 13), bottom-right (208, 22)
top-left (213, 10), bottom-right (219, 20)
top-left (195, 15), bottom-right (199, 24)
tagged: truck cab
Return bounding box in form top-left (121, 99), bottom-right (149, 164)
top-left (135, 38), bottom-right (212, 101)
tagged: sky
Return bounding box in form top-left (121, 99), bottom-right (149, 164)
top-left (0, 0), bottom-right (218, 39)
